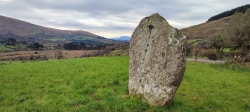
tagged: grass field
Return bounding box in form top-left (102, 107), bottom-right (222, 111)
top-left (0, 56), bottom-right (249, 111)
top-left (0, 45), bottom-right (18, 51)
top-left (44, 38), bottom-right (67, 41)
top-left (0, 44), bottom-right (5, 51)
top-left (73, 36), bottom-right (95, 40)
top-left (224, 48), bottom-right (232, 52)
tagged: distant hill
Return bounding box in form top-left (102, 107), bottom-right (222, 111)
top-left (180, 16), bottom-right (231, 39)
top-left (207, 4), bottom-right (250, 22)
top-left (181, 4), bottom-right (250, 39)
top-left (0, 15), bottom-right (119, 45)
top-left (110, 36), bottom-right (130, 42)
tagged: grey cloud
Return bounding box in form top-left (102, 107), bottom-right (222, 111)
top-left (50, 20), bottom-right (134, 31)
top-left (0, 0), bottom-right (250, 37)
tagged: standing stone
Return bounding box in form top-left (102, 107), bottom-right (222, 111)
top-left (129, 13), bottom-right (186, 106)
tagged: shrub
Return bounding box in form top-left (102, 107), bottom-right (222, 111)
top-left (199, 49), bottom-right (216, 57)
top-left (29, 55), bottom-right (34, 60)
top-left (223, 52), bottom-right (235, 59)
top-left (185, 44), bottom-right (193, 57)
top-left (235, 52), bottom-right (250, 62)
top-left (207, 53), bottom-right (217, 60)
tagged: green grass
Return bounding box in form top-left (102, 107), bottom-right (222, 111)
top-left (0, 44), bottom-right (6, 51)
top-left (187, 39), bottom-right (203, 45)
top-left (73, 36), bottom-right (95, 40)
top-left (0, 57), bottom-right (249, 111)
top-left (0, 45), bottom-right (19, 51)
top-left (44, 38), bottom-right (67, 41)
top-left (7, 45), bottom-right (17, 49)
top-left (0, 61), bottom-right (22, 65)
top-left (224, 48), bottom-right (232, 52)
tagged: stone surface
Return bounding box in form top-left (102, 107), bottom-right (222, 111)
top-left (129, 13), bottom-right (187, 106)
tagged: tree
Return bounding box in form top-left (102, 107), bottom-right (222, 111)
top-left (210, 34), bottom-right (224, 59)
top-left (63, 42), bottom-right (88, 50)
top-left (79, 42), bottom-right (87, 50)
top-left (53, 51), bottom-right (63, 59)
top-left (207, 4), bottom-right (250, 22)
top-left (221, 9), bottom-right (250, 52)
top-left (28, 42), bottom-right (43, 50)
top-left (21, 41), bottom-right (27, 44)
top-left (7, 38), bottom-right (16, 45)
top-left (220, 9), bottom-right (250, 61)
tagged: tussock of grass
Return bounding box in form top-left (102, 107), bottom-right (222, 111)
top-left (0, 56), bottom-right (249, 111)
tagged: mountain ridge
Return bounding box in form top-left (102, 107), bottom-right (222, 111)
top-left (0, 15), bottom-right (97, 37)
top-left (207, 4), bottom-right (250, 22)
top-left (0, 15), bottom-right (123, 46)
top-left (110, 36), bottom-right (130, 42)
top-left (180, 15), bottom-right (232, 39)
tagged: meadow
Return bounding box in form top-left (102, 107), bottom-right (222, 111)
top-left (0, 45), bottom-right (18, 51)
top-left (0, 56), bottom-right (249, 111)
top-left (0, 44), bottom-right (6, 51)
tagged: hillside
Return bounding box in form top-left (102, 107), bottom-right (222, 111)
top-left (110, 36), bottom-right (130, 42)
top-left (181, 4), bottom-right (250, 39)
top-left (207, 4), bottom-right (250, 22)
top-left (0, 15), bottom-right (97, 38)
top-left (0, 15), bottom-right (118, 45)
top-left (180, 16), bottom-right (232, 39)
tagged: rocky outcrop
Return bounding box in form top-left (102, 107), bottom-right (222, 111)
top-left (129, 13), bottom-right (187, 106)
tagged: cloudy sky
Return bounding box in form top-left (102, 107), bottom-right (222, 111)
top-left (0, 0), bottom-right (249, 38)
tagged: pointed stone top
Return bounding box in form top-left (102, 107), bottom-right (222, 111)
top-left (143, 13), bottom-right (170, 28)
top-left (148, 13), bottom-right (165, 20)
top-left (150, 13), bottom-right (161, 16)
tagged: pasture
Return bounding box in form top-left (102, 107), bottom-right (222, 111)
top-left (0, 56), bottom-right (249, 111)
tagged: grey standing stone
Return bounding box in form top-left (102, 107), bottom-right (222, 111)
top-left (129, 13), bottom-right (187, 106)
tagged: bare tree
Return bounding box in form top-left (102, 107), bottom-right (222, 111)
top-left (52, 45), bottom-right (63, 59)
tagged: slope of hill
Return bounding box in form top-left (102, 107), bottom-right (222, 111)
top-left (110, 36), bottom-right (130, 42)
top-left (180, 16), bottom-right (232, 39)
top-left (207, 4), bottom-right (250, 22)
top-left (0, 15), bottom-right (118, 45)
top-left (0, 15), bottom-right (97, 37)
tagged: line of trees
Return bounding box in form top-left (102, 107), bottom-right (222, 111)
top-left (0, 38), bottom-right (17, 45)
top-left (207, 4), bottom-right (250, 22)
top-left (63, 42), bottom-right (87, 50)
top-left (63, 42), bottom-right (110, 50)
top-left (28, 42), bottom-right (43, 50)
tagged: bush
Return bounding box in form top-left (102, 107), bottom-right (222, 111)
top-left (207, 53), bottom-right (217, 60)
top-left (199, 49), bottom-right (216, 57)
top-left (235, 52), bottom-right (250, 62)
top-left (29, 55), bottom-right (34, 60)
top-left (40, 55), bottom-right (48, 60)
top-left (223, 52), bottom-right (235, 59)
top-left (185, 44), bottom-right (193, 56)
